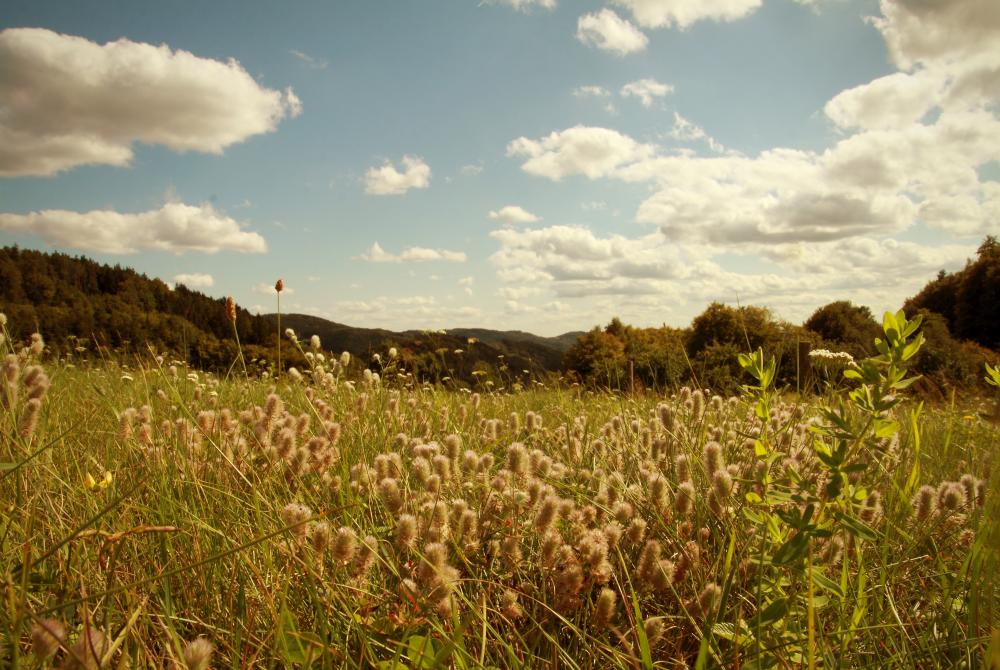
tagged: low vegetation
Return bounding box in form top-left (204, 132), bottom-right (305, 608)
top-left (1, 309), bottom-right (997, 668)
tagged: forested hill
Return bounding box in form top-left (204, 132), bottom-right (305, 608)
top-left (0, 246), bottom-right (574, 381)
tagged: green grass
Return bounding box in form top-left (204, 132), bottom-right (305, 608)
top-left (1, 330), bottom-right (998, 669)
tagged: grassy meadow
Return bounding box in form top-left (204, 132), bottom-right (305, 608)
top-left (2, 313), bottom-right (998, 669)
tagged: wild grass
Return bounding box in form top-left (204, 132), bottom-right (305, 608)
top-left (0, 315), bottom-right (997, 669)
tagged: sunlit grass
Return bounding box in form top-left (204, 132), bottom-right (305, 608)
top-left (1, 318), bottom-right (997, 668)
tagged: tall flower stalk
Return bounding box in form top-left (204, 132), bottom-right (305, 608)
top-left (275, 278), bottom-right (284, 376)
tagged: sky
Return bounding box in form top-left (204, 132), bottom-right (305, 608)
top-left (1, 0), bottom-right (998, 336)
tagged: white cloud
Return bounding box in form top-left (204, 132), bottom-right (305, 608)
top-left (289, 49), bottom-right (328, 70)
top-left (512, 105), bottom-right (999, 243)
top-left (357, 241), bottom-right (466, 263)
top-left (573, 85), bottom-right (612, 98)
top-left (172, 273), bottom-right (214, 288)
top-left (0, 202), bottom-right (267, 254)
top-left (870, 0), bottom-right (1000, 70)
top-left (0, 28), bottom-right (301, 177)
top-left (253, 282), bottom-right (295, 296)
top-left (364, 155), bottom-right (432, 195)
top-left (459, 162), bottom-right (484, 176)
top-left (576, 10), bottom-right (649, 56)
top-left (507, 125), bottom-right (655, 180)
top-left (486, 0), bottom-right (556, 11)
top-left (488, 205), bottom-right (541, 225)
top-left (620, 78), bottom-right (673, 107)
top-left (613, 0), bottom-right (762, 29)
top-left (490, 225), bottom-right (703, 288)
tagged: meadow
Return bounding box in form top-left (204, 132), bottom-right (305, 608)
top-left (1, 311), bottom-right (998, 669)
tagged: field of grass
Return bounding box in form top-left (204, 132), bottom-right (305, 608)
top-left (2, 314), bottom-right (998, 669)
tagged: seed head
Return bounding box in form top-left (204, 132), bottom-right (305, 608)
top-left (592, 587), bottom-right (617, 629)
top-left (275, 278), bottom-right (284, 293)
top-left (704, 441), bottom-right (724, 477)
top-left (181, 637), bottom-right (214, 670)
top-left (332, 526), bottom-right (358, 563)
top-left (225, 296), bottom-right (237, 323)
top-left (396, 514), bottom-right (417, 549)
top-left (280, 503), bottom-right (312, 538)
top-left (675, 480), bottom-right (696, 517)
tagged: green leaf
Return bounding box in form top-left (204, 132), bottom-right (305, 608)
top-left (407, 635), bottom-right (438, 669)
top-left (811, 571), bottom-right (845, 599)
top-left (753, 598), bottom-right (788, 627)
top-left (836, 513), bottom-right (879, 542)
top-left (276, 606), bottom-right (310, 665)
top-left (772, 532), bottom-right (808, 565)
top-left (882, 311), bottom-right (899, 341)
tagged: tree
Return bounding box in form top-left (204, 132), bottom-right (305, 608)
top-left (804, 301), bottom-right (881, 358)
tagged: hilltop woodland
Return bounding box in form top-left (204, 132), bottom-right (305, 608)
top-left (0, 237), bottom-right (998, 394)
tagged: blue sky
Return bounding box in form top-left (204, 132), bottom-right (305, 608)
top-left (1, 0), bottom-right (997, 335)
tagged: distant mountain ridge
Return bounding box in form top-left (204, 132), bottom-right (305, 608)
top-left (0, 245), bottom-right (581, 381)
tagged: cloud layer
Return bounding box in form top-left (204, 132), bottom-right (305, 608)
top-left (0, 202), bottom-right (267, 254)
top-left (0, 28), bottom-right (301, 177)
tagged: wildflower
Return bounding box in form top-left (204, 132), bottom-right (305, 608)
top-left (310, 334), bottom-right (321, 351)
top-left (310, 522), bottom-right (333, 553)
top-left (644, 617), bottom-right (665, 647)
top-left (502, 589), bottom-right (524, 620)
top-left (340, 351), bottom-right (351, 367)
top-left (225, 296), bottom-right (237, 323)
top-left (275, 278), bottom-right (284, 293)
top-left (396, 514), bottom-right (418, 549)
top-left (675, 480), bottom-right (695, 516)
top-left (280, 503), bottom-right (312, 538)
top-left (704, 441), bottom-right (723, 477)
top-left (181, 637), bottom-right (214, 670)
top-left (592, 588), bottom-right (617, 628)
top-left (332, 527), bottom-right (358, 564)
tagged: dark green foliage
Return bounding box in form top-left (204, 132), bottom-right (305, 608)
top-left (804, 300), bottom-right (882, 358)
top-left (563, 305), bottom-right (817, 394)
top-left (0, 246), bottom-right (563, 383)
top-left (906, 235), bottom-right (1000, 350)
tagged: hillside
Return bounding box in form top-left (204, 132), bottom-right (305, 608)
top-left (0, 246), bottom-right (576, 383)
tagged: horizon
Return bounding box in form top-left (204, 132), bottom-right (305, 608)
top-left (1, 1), bottom-right (998, 337)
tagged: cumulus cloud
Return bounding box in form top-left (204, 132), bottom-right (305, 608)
top-left (511, 105), bottom-right (1000, 243)
top-left (364, 155), bottom-right (432, 195)
top-left (573, 85), bottom-right (612, 98)
top-left (613, 0), bottom-right (762, 29)
top-left (0, 202), bottom-right (267, 254)
top-left (357, 242), bottom-right (466, 263)
top-left (507, 125), bottom-right (655, 180)
top-left (620, 78), bottom-right (673, 107)
top-left (488, 205), bottom-right (541, 225)
top-left (576, 10), bottom-right (649, 56)
top-left (490, 225), bottom-right (703, 287)
top-left (0, 28), bottom-right (301, 177)
top-left (870, 0), bottom-right (1000, 70)
top-left (172, 273), bottom-right (214, 288)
